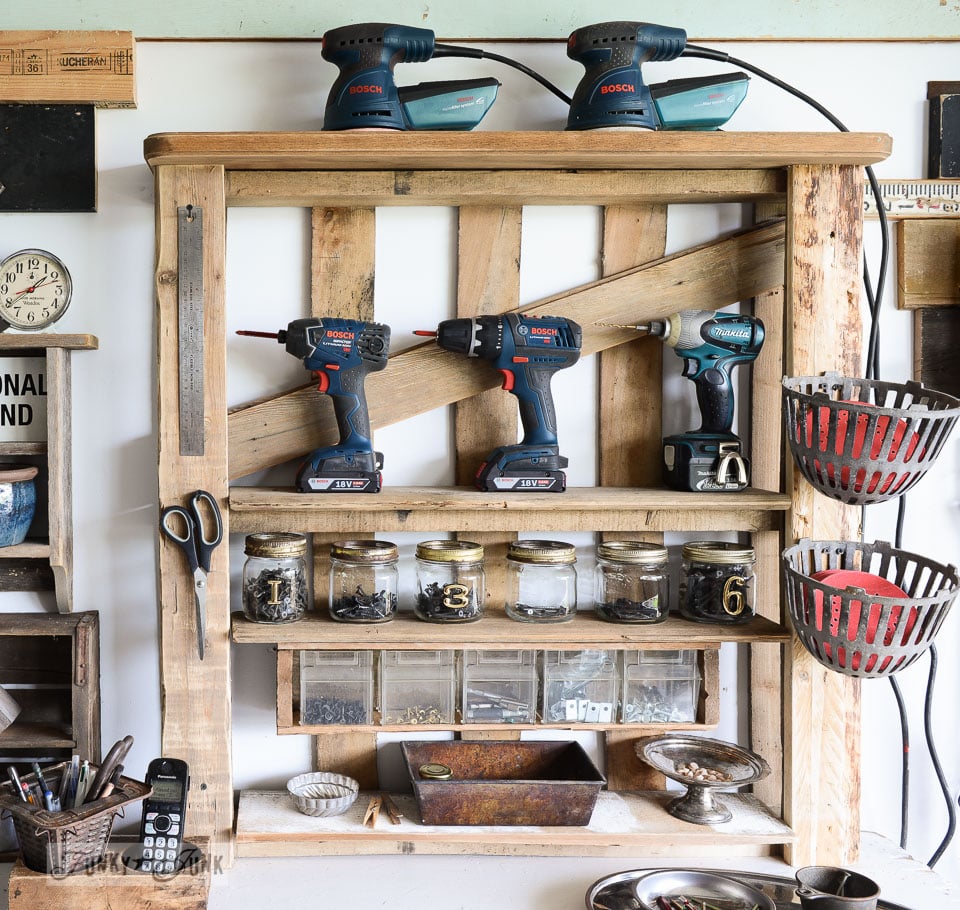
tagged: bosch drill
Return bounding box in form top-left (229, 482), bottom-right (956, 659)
top-left (565, 21), bottom-right (749, 131)
top-left (614, 310), bottom-right (764, 491)
top-left (238, 318), bottom-right (390, 493)
top-left (421, 314), bottom-right (582, 491)
top-left (320, 23), bottom-right (499, 131)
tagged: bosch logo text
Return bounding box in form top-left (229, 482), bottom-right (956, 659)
top-left (326, 331), bottom-right (355, 339)
top-left (601, 83), bottom-right (635, 94)
top-left (349, 85), bottom-right (383, 94)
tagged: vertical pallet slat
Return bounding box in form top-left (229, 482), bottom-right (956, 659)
top-left (155, 164), bottom-right (233, 863)
top-left (454, 205), bottom-right (523, 612)
top-left (784, 164), bottom-right (864, 867)
top-left (454, 205), bottom-right (523, 742)
top-left (309, 206), bottom-right (379, 782)
top-left (599, 203), bottom-right (668, 792)
top-left (46, 347), bottom-right (73, 613)
top-left (750, 201), bottom-right (786, 815)
top-left (71, 612), bottom-right (101, 763)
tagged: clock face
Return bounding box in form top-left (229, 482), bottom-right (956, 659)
top-left (0, 249), bottom-right (72, 331)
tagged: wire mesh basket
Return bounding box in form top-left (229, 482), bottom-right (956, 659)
top-left (783, 538), bottom-right (959, 678)
top-left (782, 373), bottom-right (960, 505)
top-left (0, 762), bottom-right (151, 874)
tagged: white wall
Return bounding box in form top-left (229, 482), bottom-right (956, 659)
top-left (0, 37), bottom-right (957, 883)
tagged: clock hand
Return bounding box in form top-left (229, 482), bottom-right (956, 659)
top-left (10, 275), bottom-right (53, 301)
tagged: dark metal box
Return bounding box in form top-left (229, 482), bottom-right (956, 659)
top-left (400, 740), bottom-right (606, 826)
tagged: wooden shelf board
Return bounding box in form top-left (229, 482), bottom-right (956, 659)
top-left (0, 334), bottom-right (98, 351)
top-left (280, 721), bottom-right (713, 736)
top-left (0, 539), bottom-right (51, 560)
top-left (144, 131), bottom-right (892, 172)
top-left (0, 720), bottom-right (75, 749)
top-left (0, 442), bottom-right (47, 456)
top-left (229, 485), bottom-right (791, 534)
top-left (233, 610), bottom-right (789, 648)
top-left (236, 789), bottom-right (796, 857)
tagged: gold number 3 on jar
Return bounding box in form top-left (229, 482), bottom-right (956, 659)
top-left (441, 583), bottom-right (470, 610)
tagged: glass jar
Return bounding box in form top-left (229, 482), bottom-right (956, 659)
top-left (594, 540), bottom-right (670, 623)
top-left (414, 539), bottom-right (485, 623)
top-left (679, 541), bottom-right (756, 624)
top-left (505, 540), bottom-right (578, 622)
top-left (242, 533), bottom-right (309, 623)
top-left (329, 539), bottom-right (399, 623)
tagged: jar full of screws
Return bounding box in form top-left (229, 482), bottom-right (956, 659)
top-left (505, 540), bottom-right (578, 622)
top-left (594, 540), bottom-right (670, 623)
top-left (329, 539), bottom-right (399, 623)
top-left (679, 540), bottom-right (756, 624)
top-left (414, 539), bottom-right (485, 623)
top-left (242, 533), bottom-right (310, 623)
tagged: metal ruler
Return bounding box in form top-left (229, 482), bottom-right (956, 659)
top-left (864, 179), bottom-right (960, 219)
top-left (177, 205), bottom-right (205, 456)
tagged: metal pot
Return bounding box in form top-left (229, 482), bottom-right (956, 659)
top-left (796, 866), bottom-right (881, 910)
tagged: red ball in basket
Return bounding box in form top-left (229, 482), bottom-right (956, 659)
top-left (802, 401), bottom-right (923, 496)
top-left (807, 568), bottom-right (918, 664)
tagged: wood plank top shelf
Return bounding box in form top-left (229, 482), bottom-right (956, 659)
top-left (232, 610), bottom-right (790, 648)
top-left (229, 485), bottom-right (791, 534)
top-left (144, 131), bottom-right (892, 172)
top-left (236, 789), bottom-right (795, 858)
top-left (0, 334), bottom-right (98, 351)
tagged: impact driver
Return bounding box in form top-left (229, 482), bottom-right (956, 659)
top-left (609, 310), bottom-right (764, 491)
top-left (417, 313), bottom-right (582, 491)
top-left (238, 318), bottom-right (390, 492)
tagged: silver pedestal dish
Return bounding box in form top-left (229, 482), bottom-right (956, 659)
top-left (636, 734), bottom-right (770, 825)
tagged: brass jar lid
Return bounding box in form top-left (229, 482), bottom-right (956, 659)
top-left (418, 762), bottom-right (453, 780)
top-left (244, 532), bottom-right (307, 558)
top-left (416, 539), bottom-right (484, 563)
top-left (597, 540), bottom-right (668, 565)
top-left (681, 540), bottom-right (755, 565)
top-left (506, 540), bottom-right (577, 565)
top-left (330, 539), bottom-right (399, 563)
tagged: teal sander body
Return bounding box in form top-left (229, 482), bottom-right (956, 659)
top-left (565, 21), bottom-right (749, 131)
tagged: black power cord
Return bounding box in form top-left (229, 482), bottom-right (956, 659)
top-left (434, 43), bottom-right (573, 105)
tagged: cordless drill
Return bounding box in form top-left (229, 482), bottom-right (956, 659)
top-left (611, 310), bottom-right (764, 491)
top-left (320, 23), bottom-right (499, 131)
top-left (565, 21), bottom-right (749, 131)
top-left (238, 318), bottom-right (390, 493)
top-left (420, 314), bottom-right (582, 491)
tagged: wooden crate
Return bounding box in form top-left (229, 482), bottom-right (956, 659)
top-left (7, 838), bottom-right (210, 910)
top-left (0, 611), bottom-right (100, 766)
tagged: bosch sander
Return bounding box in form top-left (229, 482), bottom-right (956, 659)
top-left (321, 23), bottom-right (500, 130)
top-left (565, 21), bottom-right (749, 130)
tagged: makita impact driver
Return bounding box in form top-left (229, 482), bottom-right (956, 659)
top-left (608, 310), bottom-right (764, 491)
top-left (565, 21), bottom-right (749, 131)
top-left (238, 318), bottom-right (390, 492)
top-left (417, 313), bottom-right (582, 491)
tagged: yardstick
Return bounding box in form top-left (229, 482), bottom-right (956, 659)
top-left (177, 205), bottom-right (205, 456)
top-left (864, 179), bottom-right (960, 219)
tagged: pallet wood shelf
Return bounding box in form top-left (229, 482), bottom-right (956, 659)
top-left (229, 485), bottom-right (791, 534)
top-left (147, 129), bottom-right (887, 867)
top-left (235, 789), bottom-right (796, 858)
top-left (0, 335), bottom-right (98, 612)
top-left (232, 610), bottom-right (789, 648)
top-left (0, 612), bottom-right (100, 762)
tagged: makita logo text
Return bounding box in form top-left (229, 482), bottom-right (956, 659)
top-left (349, 85), bottom-right (383, 94)
top-left (713, 327), bottom-right (751, 339)
top-left (601, 83), bottom-right (635, 94)
top-left (530, 326), bottom-right (558, 336)
top-left (326, 331), bottom-right (355, 339)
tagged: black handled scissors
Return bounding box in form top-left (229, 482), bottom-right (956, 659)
top-left (160, 489), bottom-right (223, 661)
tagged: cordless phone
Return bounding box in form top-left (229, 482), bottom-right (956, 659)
top-left (137, 757), bottom-right (189, 874)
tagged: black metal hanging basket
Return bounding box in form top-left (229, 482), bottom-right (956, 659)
top-left (782, 373), bottom-right (960, 506)
top-left (783, 538), bottom-right (959, 678)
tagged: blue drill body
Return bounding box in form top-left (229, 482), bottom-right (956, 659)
top-left (433, 313), bottom-right (582, 491)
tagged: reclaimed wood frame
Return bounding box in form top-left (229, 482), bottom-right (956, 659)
top-left (145, 130), bottom-right (890, 866)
